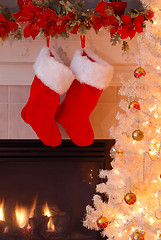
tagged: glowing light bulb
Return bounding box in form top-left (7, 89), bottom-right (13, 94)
top-left (152, 180), bottom-right (158, 183)
top-left (115, 223), bottom-right (120, 227)
top-left (139, 149), bottom-right (144, 154)
top-left (149, 218), bottom-right (154, 224)
top-left (115, 170), bottom-right (120, 175)
top-left (150, 150), bottom-right (157, 156)
top-left (138, 208), bottom-right (144, 213)
top-left (150, 105), bottom-right (157, 111)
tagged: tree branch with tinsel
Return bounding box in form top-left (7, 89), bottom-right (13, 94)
top-left (0, 0), bottom-right (154, 51)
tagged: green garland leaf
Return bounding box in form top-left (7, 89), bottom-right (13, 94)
top-left (110, 33), bottom-right (121, 45)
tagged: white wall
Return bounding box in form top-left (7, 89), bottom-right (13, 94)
top-left (0, 30), bottom-right (139, 140)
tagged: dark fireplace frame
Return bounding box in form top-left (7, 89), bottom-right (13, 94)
top-left (0, 140), bottom-right (114, 169)
top-left (0, 139), bottom-right (114, 240)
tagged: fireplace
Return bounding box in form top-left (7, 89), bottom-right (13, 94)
top-left (0, 139), bottom-right (114, 240)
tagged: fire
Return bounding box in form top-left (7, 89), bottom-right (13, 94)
top-left (15, 205), bottom-right (28, 228)
top-left (27, 224), bottom-right (32, 233)
top-left (29, 197), bottom-right (37, 218)
top-left (0, 200), bottom-right (5, 221)
top-left (43, 202), bottom-right (55, 232)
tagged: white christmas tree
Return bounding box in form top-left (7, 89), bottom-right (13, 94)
top-left (83, 1), bottom-right (161, 239)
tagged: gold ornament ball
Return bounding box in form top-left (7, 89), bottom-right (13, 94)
top-left (96, 216), bottom-right (108, 229)
top-left (131, 231), bottom-right (145, 240)
top-left (124, 192), bottom-right (137, 205)
top-left (132, 129), bottom-right (144, 141)
top-left (134, 67), bottom-right (146, 78)
top-left (158, 233), bottom-right (161, 240)
top-left (129, 100), bottom-right (141, 110)
top-left (117, 147), bottom-right (124, 155)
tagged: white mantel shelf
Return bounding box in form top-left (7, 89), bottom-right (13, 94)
top-left (0, 30), bottom-right (139, 86)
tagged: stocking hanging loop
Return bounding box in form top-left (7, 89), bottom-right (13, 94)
top-left (46, 36), bottom-right (55, 58)
top-left (47, 36), bottom-right (50, 48)
top-left (80, 35), bottom-right (85, 49)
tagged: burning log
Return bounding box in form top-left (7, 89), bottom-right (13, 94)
top-left (52, 212), bottom-right (70, 234)
top-left (29, 206), bottom-right (49, 237)
top-left (0, 220), bottom-right (6, 234)
top-left (50, 205), bottom-right (70, 234)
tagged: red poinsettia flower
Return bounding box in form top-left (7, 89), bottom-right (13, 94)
top-left (92, 1), bottom-right (118, 31)
top-left (90, 14), bottom-right (102, 30)
top-left (13, 1), bottom-right (43, 39)
top-left (96, 0), bottom-right (107, 16)
top-left (39, 8), bottom-right (68, 37)
top-left (103, 15), bottom-right (118, 27)
top-left (0, 14), bottom-right (18, 41)
top-left (70, 22), bottom-right (80, 34)
top-left (133, 15), bottom-right (144, 33)
top-left (91, 11), bottom-right (118, 31)
top-left (118, 14), bottom-right (144, 40)
top-left (109, 17), bottom-right (119, 36)
top-left (64, 11), bottom-right (76, 21)
top-left (17, 0), bottom-right (32, 11)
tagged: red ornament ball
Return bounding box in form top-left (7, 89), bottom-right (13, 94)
top-left (134, 67), bottom-right (146, 78)
top-left (131, 231), bottom-right (145, 240)
top-left (124, 192), bottom-right (137, 205)
top-left (96, 216), bottom-right (108, 229)
top-left (145, 10), bottom-right (154, 19)
top-left (129, 100), bottom-right (141, 110)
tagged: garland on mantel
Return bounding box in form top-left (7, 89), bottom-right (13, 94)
top-left (0, 0), bottom-right (154, 51)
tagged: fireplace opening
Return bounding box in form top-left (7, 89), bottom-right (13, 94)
top-left (0, 140), bottom-right (114, 240)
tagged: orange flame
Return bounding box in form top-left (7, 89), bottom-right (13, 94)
top-left (27, 224), bottom-right (32, 233)
top-left (0, 200), bottom-right (5, 221)
top-left (15, 205), bottom-right (28, 228)
top-left (29, 197), bottom-right (38, 218)
top-left (43, 202), bottom-right (55, 232)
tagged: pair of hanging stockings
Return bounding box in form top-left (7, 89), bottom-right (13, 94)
top-left (21, 38), bottom-right (114, 147)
